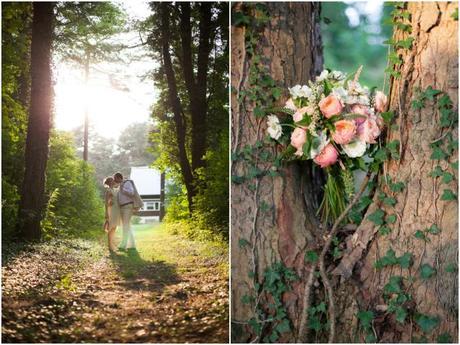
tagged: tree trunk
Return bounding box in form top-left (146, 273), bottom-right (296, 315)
top-left (159, 2), bottom-right (195, 214)
top-left (332, 3), bottom-right (458, 342)
top-left (17, 2), bottom-right (54, 241)
top-left (231, 3), bottom-right (323, 342)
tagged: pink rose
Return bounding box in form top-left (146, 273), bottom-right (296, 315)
top-left (357, 116), bottom-right (381, 144)
top-left (374, 91), bottom-right (387, 113)
top-left (285, 98), bottom-right (297, 111)
top-left (350, 104), bottom-right (370, 125)
top-left (332, 120), bottom-right (356, 145)
top-left (290, 127), bottom-right (307, 156)
top-left (314, 143), bottom-right (338, 168)
top-left (293, 105), bottom-right (315, 123)
top-left (319, 94), bottom-right (343, 118)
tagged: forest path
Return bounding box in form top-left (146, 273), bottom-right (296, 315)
top-left (2, 224), bottom-right (228, 343)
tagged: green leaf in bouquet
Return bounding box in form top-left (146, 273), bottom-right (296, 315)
top-left (355, 157), bottom-right (367, 171)
top-left (343, 113), bottom-right (368, 121)
top-left (296, 115), bottom-right (312, 127)
top-left (324, 79), bottom-right (333, 96)
top-left (302, 140), bottom-right (311, 159)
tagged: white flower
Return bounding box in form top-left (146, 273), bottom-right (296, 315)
top-left (330, 70), bottom-right (346, 81)
top-left (289, 84), bottom-right (313, 99)
top-left (310, 131), bottom-right (329, 159)
top-left (316, 70), bottom-right (329, 82)
top-left (266, 115), bottom-right (283, 140)
top-left (342, 139), bottom-right (367, 158)
top-left (332, 87), bottom-right (348, 101)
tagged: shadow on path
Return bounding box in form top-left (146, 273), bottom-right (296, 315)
top-left (109, 249), bottom-right (180, 291)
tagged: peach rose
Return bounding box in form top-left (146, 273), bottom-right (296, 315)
top-left (293, 105), bottom-right (315, 123)
top-left (357, 116), bottom-right (381, 144)
top-left (319, 94), bottom-right (343, 118)
top-left (332, 120), bottom-right (356, 145)
top-left (314, 143), bottom-right (338, 168)
top-left (285, 98), bottom-right (297, 111)
top-left (350, 104), bottom-right (370, 125)
top-left (374, 91), bottom-right (387, 113)
top-left (290, 127), bottom-right (307, 156)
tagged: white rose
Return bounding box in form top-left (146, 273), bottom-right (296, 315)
top-left (330, 70), bottom-right (346, 81)
top-left (288, 85), bottom-right (312, 99)
top-left (342, 139), bottom-right (367, 158)
top-left (266, 115), bottom-right (283, 140)
top-left (332, 87), bottom-right (348, 101)
top-left (316, 70), bottom-right (329, 82)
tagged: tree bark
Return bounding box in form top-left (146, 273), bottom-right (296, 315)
top-left (231, 3), bottom-right (323, 342)
top-left (17, 2), bottom-right (54, 240)
top-left (332, 3), bottom-right (458, 342)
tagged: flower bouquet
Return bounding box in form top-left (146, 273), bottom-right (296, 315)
top-left (266, 67), bottom-right (388, 224)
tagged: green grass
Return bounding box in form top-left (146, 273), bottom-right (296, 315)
top-left (106, 222), bottom-right (228, 280)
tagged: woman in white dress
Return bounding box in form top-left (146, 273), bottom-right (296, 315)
top-left (103, 177), bottom-right (121, 252)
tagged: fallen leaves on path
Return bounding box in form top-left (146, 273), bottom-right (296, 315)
top-left (2, 229), bottom-right (229, 343)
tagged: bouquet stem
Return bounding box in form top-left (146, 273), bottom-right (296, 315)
top-left (317, 168), bottom-right (347, 225)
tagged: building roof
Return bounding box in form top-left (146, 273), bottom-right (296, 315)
top-left (129, 166), bottom-right (162, 195)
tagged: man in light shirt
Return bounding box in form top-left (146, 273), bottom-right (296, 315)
top-left (113, 172), bottom-right (143, 251)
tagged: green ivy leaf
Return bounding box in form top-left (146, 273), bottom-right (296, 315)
top-left (437, 333), bottom-right (453, 343)
top-left (430, 146), bottom-right (447, 160)
top-left (383, 196), bottom-right (397, 207)
top-left (395, 37), bottom-right (414, 49)
top-left (395, 306), bottom-right (408, 324)
top-left (414, 230), bottom-right (426, 241)
top-left (357, 310), bottom-right (374, 329)
top-left (253, 106), bottom-right (265, 118)
top-left (445, 263), bottom-right (457, 273)
top-left (383, 276), bottom-right (403, 294)
top-left (275, 319), bottom-right (291, 333)
top-left (305, 250), bottom-right (319, 263)
top-left (381, 111), bottom-right (395, 124)
top-left (390, 181), bottom-right (405, 193)
top-left (442, 172), bottom-right (454, 184)
top-left (423, 86), bottom-right (442, 100)
top-left (441, 189), bottom-right (457, 201)
top-left (429, 165), bottom-right (443, 178)
top-left (238, 239), bottom-right (250, 249)
top-left (415, 314), bottom-right (440, 333)
top-left (386, 214), bottom-right (397, 224)
top-left (241, 294), bottom-right (252, 304)
top-left (437, 94), bottom-right (453, 108)
top-left (316, 301), bottom-right (327, 314)
top-left (420, 263), bottom-right (436, 280)
top-left (451, 161), bottom-right (458, 170)
top-left (308, 315), bottom-right (322, 332)
top-left (379, 226), bottom-right (392, 236)
top-left (426, 224), bottom-right (440, 235)
top-left (367, 209), bottom-right (385, 225)
top-left (398, 252), bottom-right (412, 269)
top-left (374, 148), bottom-right (388, 162)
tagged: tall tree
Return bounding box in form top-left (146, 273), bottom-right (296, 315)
top-left (17, 2), bottom-right (54, 240)
top-left (231, 3), bottom-right (324, 342)
top-left (54, 2), bottom-right (126, 161)
top-left (151, 2), bottom-right (227, 213)
top-left (332, 3), bottom-right (458, 342)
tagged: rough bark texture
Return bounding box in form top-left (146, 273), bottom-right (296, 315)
top-left (17, 2), bottom-right (54, 240)
top-left (332, 3), bottom-right (458, 342)
top-left (231, 3), bottom-right (323, 342)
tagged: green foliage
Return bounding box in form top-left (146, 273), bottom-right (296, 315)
top-left (437, 333), bottom-right (453, 343)
top-left (321, 2), bottom-right (393, 87)
top-left (415, 314), bottom-right (440, 333)
top-left (357, 310), bottom-right (376, 343)
top-left (367, 209), bottom-right (385, 225)
top-left (374, 248), bottom-right (412, 269)
top-left (305, 250), bottom-right (319, 263)
top-left (419, 263), bottom-right (436, 280)
top-left (441, 189), bottom-right (457, 201)
top-left (44, 131), bottom-right (105, 238)
top-left (308, 301), bottom-right (328, 334)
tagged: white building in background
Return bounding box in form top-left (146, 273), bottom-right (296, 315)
top-left (129, 166), bottom-right (165, 222)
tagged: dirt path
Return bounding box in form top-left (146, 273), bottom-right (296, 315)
top-left (2, 224), bottom-right (229, 343)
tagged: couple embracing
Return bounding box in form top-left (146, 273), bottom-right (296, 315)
top-left (103, 172), bottom-right (143, 252)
